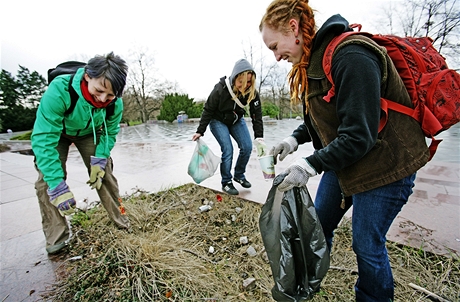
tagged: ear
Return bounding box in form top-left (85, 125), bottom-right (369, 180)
top-left (289, 18), bottom-right (299, 36)
top-left (84, 73), bottom-right (90, 81)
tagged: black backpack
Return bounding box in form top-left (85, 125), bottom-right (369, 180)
top-left (47, 61), bottom-right (115, 118)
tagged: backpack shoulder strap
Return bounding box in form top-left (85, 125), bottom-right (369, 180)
top-left (65, 74), bottom-right (78, 116)
top-left (322, 28), bottom-right (392, 133)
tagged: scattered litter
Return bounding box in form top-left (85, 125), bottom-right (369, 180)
top-left (235, 207), bottom-right (242, 213)
top-left (199, 205), bottom-right (212, 212)
top-left (243, 277), bottom-right (256, 288)
top-left (68, 255), bottom-right (83, 261)
top-left (208, 246), bottom-right (215, 254)
top-left (240, 236), bottom-right (249, 245)
top-left (246, 246), bottom-right (257, 257)
top-left (76, 199), bottom-right (88, 211)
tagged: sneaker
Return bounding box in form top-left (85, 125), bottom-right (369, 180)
top-left (233, 178), bottom-right (252, 188)
top-left (222, 181), bottom-right (239, 195)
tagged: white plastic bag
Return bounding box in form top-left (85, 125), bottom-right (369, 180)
top-left (187, 139), bottom-right (220, 184)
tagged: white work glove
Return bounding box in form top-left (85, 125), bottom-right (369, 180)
top-left (277, 158), bottom-right (317, 192)
top-left (253, 138), bottom-right (268, 157)
top-left (271, 136), bottom-right (298, 164)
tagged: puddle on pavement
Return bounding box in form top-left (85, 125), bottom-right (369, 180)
top-left (117, 120), bottom-right (460, 163)
top-left (3, 120), bottom-right (459, 163)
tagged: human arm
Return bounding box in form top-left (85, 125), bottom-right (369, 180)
top-left (248, 92), bottom-right (266, 156)
top-left (195, 84), bottom-right (222, 137)
top-left (306, 44), bottom-right (382, 174)
top-left (272, 122), bottom-right (312, 164)
top-left (192, 133), bottom-right (202, 141)
top-left (277, 44), bottom-right (382, 190)
top-left (31, 77), bottom-right (72, 189)
top-left (249, 92), bottom-right (264, 139)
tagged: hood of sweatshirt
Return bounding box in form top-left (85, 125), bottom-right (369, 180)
top-left (228, 59), bottom-right (255, 86)
top-left (312, 14), bottom-right (351, 50)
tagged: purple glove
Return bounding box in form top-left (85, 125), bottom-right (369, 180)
top-left (47, 180), bottom-right (76, 216)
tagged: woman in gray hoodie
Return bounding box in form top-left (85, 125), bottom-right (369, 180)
top-left (192, 59), bottom-right (265, 195)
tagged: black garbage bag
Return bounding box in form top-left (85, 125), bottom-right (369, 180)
top-left (259, 174), bottom-right (330, 301)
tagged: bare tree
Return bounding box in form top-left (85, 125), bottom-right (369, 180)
top-left (242, 40), bottom-right (279, 93)
top-left (125, 47), bottom-right (178, 123)
top-left (378, 0), bottom-right (460, 69)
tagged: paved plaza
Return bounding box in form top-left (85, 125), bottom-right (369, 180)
top-left (1, 120), bottom-right (459, 301)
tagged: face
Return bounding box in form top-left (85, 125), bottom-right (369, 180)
top-left (234, 72), bottom-right (253, 93)
top-left (84, 74), bottom-right (116, 103)
top-left (261, 20), bottom-right (303, 64)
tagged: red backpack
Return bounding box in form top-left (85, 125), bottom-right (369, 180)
top-left (323, 24), bottom-right (460, 160)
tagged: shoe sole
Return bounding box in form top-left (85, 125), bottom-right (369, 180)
top-left (222, 185), bottom-right (239, 195)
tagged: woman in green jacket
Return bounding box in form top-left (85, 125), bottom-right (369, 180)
top-left (32, 52), bottom-right (130, 254)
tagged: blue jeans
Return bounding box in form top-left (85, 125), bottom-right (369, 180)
top-left (209, 118), bottom-right (252, 185)
top-left (315, 171), bottom-right (416, 302)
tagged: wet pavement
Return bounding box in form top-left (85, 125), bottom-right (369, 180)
top-left (1, 119), bottom-right (459, 301)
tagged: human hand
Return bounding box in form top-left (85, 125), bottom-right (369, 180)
top-left (192, 133), bottom-right (202, 141)
top-left (253, 137), bottom-right (268, 157)
top-left (277, 158), bottom-right (317, 192)
top-left (87, 156), bottom-right (107, 190)
top-left (47, 180), bottom-right (76, 216)
top-left (271, 136), bottom-right (298, 164)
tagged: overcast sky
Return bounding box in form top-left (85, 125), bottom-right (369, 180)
top-left (1, 0), bottom-right (387, 100)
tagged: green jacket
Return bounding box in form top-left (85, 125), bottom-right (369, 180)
top-left (31, 68), bottom-right (123, 190)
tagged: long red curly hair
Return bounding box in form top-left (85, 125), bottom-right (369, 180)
top-left (260, 0), bottom-right (316, 106)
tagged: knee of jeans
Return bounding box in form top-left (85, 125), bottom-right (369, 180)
top-left (352, 236), bottom-right (387, 261)
top-left (221, 150), bottom-right (233, 162)
top-left (240, 143), bottom-right (252, 156)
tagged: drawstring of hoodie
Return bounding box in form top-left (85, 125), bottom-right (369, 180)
top-left (89, 107), bottom-right (97, 145)
top-left (88, 107), bottom-right (109, 152)
top-left (102, 115), bottom-right (108, 151)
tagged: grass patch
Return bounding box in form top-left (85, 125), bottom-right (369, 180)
top-left (43, 184), bottom-right (460, 301)
top-left (10, 131), bottom-right (32, 140)
top-left (0, 144), bottom-right (11, 152)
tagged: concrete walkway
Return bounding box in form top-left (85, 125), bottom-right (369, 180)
top-left (1, 121), bottom-right (459, 301)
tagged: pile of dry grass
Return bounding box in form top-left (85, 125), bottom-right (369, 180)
top-left (0, 144), bottom-right (11, 153)
top-left (43, 184), bottom-right (459, 301)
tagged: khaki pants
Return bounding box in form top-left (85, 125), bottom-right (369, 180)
top-left (34, 133), bottom-right (130, 250)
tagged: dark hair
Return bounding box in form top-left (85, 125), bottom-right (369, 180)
top-left (85, 52), bottom-right (128, 98)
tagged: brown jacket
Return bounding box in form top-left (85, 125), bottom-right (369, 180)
top-left (305, 34), bottom-right (429, 196)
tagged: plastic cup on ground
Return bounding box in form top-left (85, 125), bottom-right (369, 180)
top-left (258, 155), bottom-right (275, 180)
